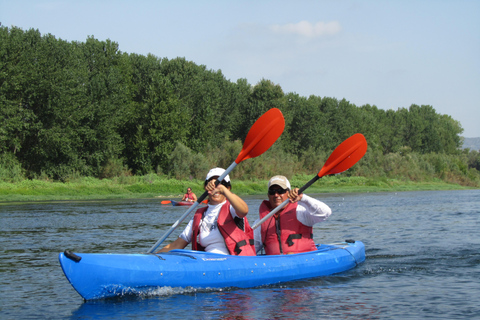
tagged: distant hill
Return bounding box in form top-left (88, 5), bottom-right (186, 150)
top-left (462, 137), bottom-right (480, 151)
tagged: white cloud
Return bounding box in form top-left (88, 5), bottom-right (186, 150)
top-left (269, 20), bottom-right (342, 38)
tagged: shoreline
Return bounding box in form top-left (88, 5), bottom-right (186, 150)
top-left (0, 176), bottom-right (476, 204)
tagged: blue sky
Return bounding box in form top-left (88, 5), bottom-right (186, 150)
top-left (2, 0), bottom-right (479, 137)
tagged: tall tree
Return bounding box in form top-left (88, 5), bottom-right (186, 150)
top-left (0, 27), bottom-right (39, 156)
top-left (238, 79), bottom-right (285, 142)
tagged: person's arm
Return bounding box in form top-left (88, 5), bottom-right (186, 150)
top-left (206, 182), bottom-right (249, 218)
top-left (223, 187), bottom-right (248, 217)
top-left (181, 194), bottom-right (187, 201)
top-left (294, 191), bottom-right (332, 226)
top-left (156, 219), bottom-right (193, 253)
top-left (191, 193), bottom-right (197, 202)
top-left (155, 237), bottom-right (188, 253)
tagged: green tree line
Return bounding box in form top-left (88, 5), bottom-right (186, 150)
top-left (1, 26), bottom-right (479, 186)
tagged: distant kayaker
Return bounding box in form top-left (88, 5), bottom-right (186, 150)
top-left (181, 187), bottom-right (197, 202)
top-left (156, 168), bottom-right (256, 256)
top-left (253, 175), bottom-right (332, 255)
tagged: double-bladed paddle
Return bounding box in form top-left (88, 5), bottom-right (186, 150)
top-left (251, 133), bottom-right (368, 230)
top-left (147, 108), bottom-right (286, 253)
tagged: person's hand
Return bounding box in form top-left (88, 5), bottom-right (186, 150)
top-left (206, 179), bottom-right (227, 196)
top-left (289, 188), bottom-right (303, 203)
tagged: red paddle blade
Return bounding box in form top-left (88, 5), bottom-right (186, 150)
top-left (318, 133), bottom-right (368, 177)
top-left (161, 200), bottom-right (171, 204)
top-left (235, 108), bottom-right (285, 163)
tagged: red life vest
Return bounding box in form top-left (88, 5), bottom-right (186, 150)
top-left (184, 193), bottom-right (195, 201)
top-left (259, 200), bottom-right (316, 255)
top-left (191, 201), bottom-right (256, 256)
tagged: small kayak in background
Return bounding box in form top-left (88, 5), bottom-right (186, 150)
top-left (161, 200), bottom-right (208, 206)
top-left (171, 200), bottom-right (195, 206)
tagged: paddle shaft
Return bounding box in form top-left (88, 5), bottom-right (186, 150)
top-left (147, 162), bottom-right (237, 253)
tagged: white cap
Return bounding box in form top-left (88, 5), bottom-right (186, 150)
top-left (268, 175), bottom-right (291, 190)
top-left (205, 167), bottom-right (230, 183)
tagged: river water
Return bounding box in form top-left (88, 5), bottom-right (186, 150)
top-left (1, 190), bottom-right (479, 319)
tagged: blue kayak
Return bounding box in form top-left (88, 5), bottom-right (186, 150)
top-left (59, 240), bottom-right (365, 301)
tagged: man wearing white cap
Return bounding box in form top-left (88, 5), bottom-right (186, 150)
top-left (157, 168), bottom-right (256, 256)
top-left (253, 175), bottom-right (332, 255)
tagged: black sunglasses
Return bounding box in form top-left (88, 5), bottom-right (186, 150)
top-left (204, 178), bottom-right (230, 188)
top-left (268, 188), bottom-right (287, 195)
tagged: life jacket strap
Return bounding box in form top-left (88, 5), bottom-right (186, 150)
top-left (234, 239), bottom-right (255, 254)
top-left (286, 233), bottom-right (313, 246)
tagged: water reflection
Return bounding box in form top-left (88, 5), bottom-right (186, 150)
top-left (71, 285), bottom-right (381, 319)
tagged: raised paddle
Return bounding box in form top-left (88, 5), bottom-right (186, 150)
top-left (251, 133), bottom-right (368, 230)
top-left (147, 108), bottom-right (286, 253)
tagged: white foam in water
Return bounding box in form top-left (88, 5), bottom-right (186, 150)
top-left (140, 286), bottom-right (224, 298)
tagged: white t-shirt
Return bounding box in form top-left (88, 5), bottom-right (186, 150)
top-left (179, 200), bottom-right (240, 255)
top-left (253, 194), bottom-right (332, 254)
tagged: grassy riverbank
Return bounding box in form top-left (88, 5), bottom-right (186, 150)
top-left (0, 175), bottom-right (475, 203)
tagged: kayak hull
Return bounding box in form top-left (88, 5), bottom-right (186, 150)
top-left (59, 241), bottom-right (365, 301)
top-left (170, 200), bottom-right (194, 206)
top-left (171, 200), bottom-right (208, 206)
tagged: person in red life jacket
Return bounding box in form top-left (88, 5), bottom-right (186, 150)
top-left (253, 175), bottom-right (332, 255)
top-left (156, 168), bottom-right (256, 256)
top-left (181, 187), bottom-right (197, 202)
